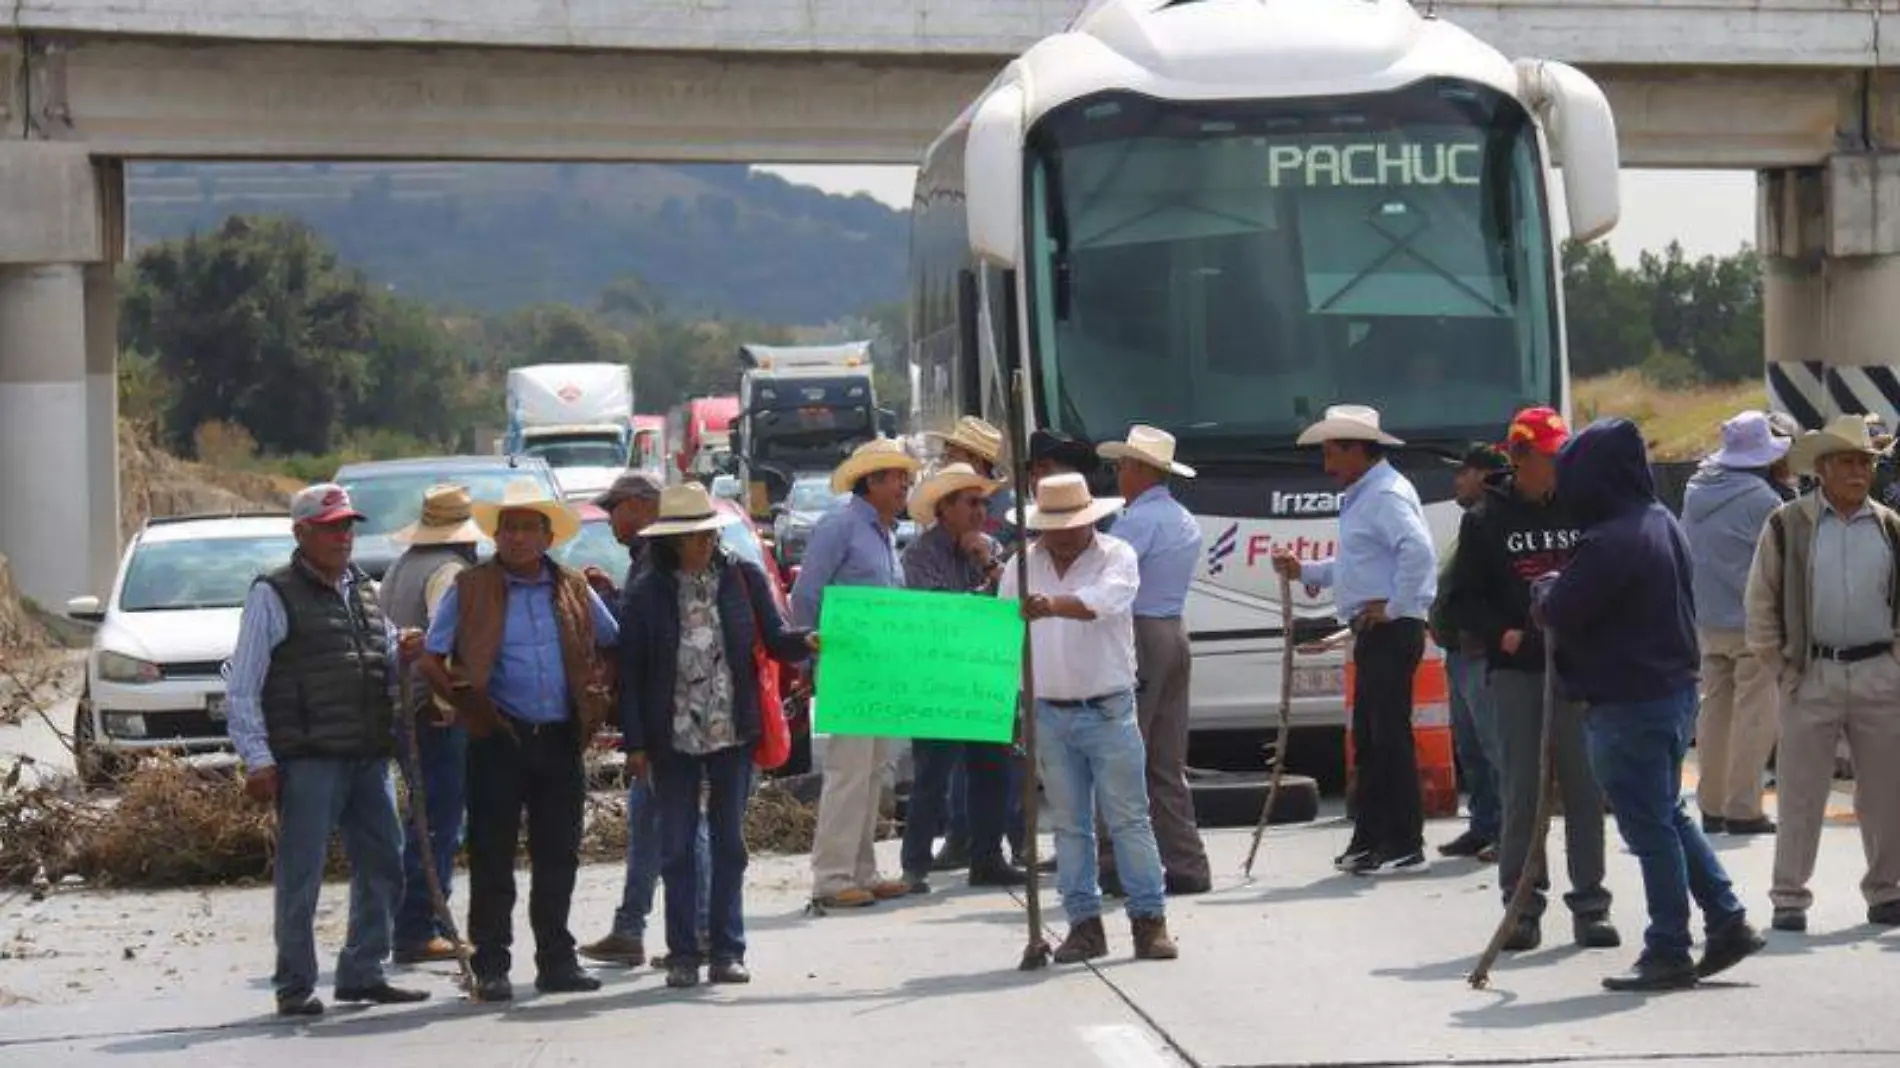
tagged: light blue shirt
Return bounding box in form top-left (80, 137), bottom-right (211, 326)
top-left (1300, 460), bottom-right (1438, 623)
top-left (790, 495), bottom-right (903, 627)
top-left (225, 567), bottom-right (398, 773)
top-left (1112, 485), bottom-right (1203, 618)
top-left (424, 563), bottom-right (620, 724)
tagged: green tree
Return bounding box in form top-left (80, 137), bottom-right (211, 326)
top-left (1560, 239), bottom-right (1655, 377)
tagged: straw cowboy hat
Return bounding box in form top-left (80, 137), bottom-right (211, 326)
top-left (640, 483), bottom-right (742, 539)
top-left (909, 463), bottom-right (1004, 522)
top-left (928, 416), bottom-right (1004, 465)
top-left (1020, 472), bottom-right (1123, 532)
top-left (1295, 404), bottom-right (1405, 447)
top-left (391, 484), bottom-right (485, 546)
top-left (470, 478), bottom-right (582, 548)
top-left (1098, 424), bottom-right (1196, 478)
top-left (829, 437), bottom-right (922, 494)
top-left (1787, 414), bottom-right (1883, 470)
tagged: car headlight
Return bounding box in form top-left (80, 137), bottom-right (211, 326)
top-left (99, 651), bottom-right (162, 684)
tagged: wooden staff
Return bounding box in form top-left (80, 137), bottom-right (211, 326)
top-left (1242, 573), bottom-right (1298, 878)
top-left (1468, 632), bottom-right (1557, 989)
top-left (398, 668), bottom-right (480, 1000)
top-left (1004, 364), bottom-right (1051, 971)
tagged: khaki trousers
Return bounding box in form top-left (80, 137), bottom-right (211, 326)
top-left (1694, 628), bottom-right (1780, 822)
top-left (1771, 655), bottom-right (1900, 912)
top-left (1102, 617), bottom-right (1209, 883)
top-left (810, 736), bottom-right (891, 898)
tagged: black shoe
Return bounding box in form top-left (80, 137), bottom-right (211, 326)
top-left (1363, 850), bottom-right (1429, 877)
top-left (1772, 908), bottom-right (1807, 933)
top-left (1602, 953), bottom-right (1697, 992)
top-left (1700, 812), bottom-right (1726, 835)
top-left (1334, 843), bottom-right (1374, 872)
top-left (1164, 871), bottom-right (1212, 895)
top-left (1697, 916), bottom-right (1766, 978)
top-left (1437, 829), bottom-right (1493, 858)
top-left (665, 963), bottom-right (700, 989)
top-left (1341, 850), bottom-right (1382, 876)
top-left (334, 982), bottom-right (430, 1005)
top-left (276, 993), bottom-right (324, 1018)
top-left (535, 967), bottom-right (602, 994)
top-left (709, 960), bottom-right (751, 984)
top-left (1573, 913), bottom-right (1622, 949)
top-left (1503, 915), bottom-right (1542, 952)
top-left (1099, 868), bottom-right (1126, 897)
top-left (1724, 816), bottom-right (1777, 836)
top-left (931, 841), bottom-right (970, 872)
top-left (473, 975), bottom-right (514, 1002)
top-left (1868, 901), bottom-right (1900, 926)
top-left (903, 870), bottom-right (933, 895)
top-left (968, 859), bottom-right (1029, 888)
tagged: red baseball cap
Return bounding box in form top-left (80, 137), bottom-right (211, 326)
top-left (1503, 407), bottom-right (1570, 456)
top-left (290, 483), bottom-right (366, 525)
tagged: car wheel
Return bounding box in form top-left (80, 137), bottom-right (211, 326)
top-left (73, 694), bottom-right (117, 791)
top-left (1187, 769), bottom-right (1320, 829)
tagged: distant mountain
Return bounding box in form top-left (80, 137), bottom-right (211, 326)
top-left (126, 162), bottom-right (910, 325)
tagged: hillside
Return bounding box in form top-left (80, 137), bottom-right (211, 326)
top-left (126, 163), bottom-right (909, 325)
top-left (1574, 371), bottom-right (1768, 461)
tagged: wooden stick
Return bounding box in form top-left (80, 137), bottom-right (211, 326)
top-left (398, 669), bottom-right (480, 1000)
top-left (1004, 366), bottom-right (1052, 972)
top-left (1242, 573), bottom-right (1297, 878)
top-left (1468, 633), bottom-right (1557, 989)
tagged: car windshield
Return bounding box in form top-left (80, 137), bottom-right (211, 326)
top-left (338, 468), bottom-right (560, 536)
top-left (789, 480), bottom-right (842, 513)
top-left (554, 516), bottom-right (765, 576)
top-left (524, 440), bottom-right (626, 469)
top-left (120, 535), bottom-right (295, 612)
top-left (710, 476), bottom-right (742, 501)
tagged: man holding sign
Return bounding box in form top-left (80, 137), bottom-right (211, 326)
top-left (1000, 473), bottom-right (1179, 963)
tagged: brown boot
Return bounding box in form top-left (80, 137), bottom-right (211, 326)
top-left (1131, 915), bottom-right (1178, 961)
top-left (1052, 917), bottom-right (1108, 964)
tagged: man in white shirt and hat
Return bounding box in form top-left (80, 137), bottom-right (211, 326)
top-left (1000, 473), bottom-right (1179, 963)
top-left (791, 438), bottom-right (922, 909)
top-left (1095, 425), bottom-right (1211, 895)
top-left (1273, 405), bottom-right (1437, 877)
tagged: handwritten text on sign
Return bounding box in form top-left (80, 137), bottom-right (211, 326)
top-left (813, 586), bottom-right (1023, 743)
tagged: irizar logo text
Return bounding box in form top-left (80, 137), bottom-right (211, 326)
top-left (1270, 490), bottom-right (1342, 516)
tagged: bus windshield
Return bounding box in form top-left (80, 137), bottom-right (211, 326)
top-left (1025, 79), bottom-right (1558, 453)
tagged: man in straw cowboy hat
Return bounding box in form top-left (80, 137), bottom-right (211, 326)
top-left (226, 482), bottom-right (431, 1016)
top-left (1746, 414), bottom-right (1900, 935)
top-left (897, 462), bottom-right (1029, 893)
top-left (1094, 425), bottom-right (1211, 896)
top-left (417, 479), bottom-right (621, 1001)
top-left (791, 437), bottom-right (922, 908)
top-left (1272, 404), bottom-right (1438, 877)
top-left (1682, 412), bottom-right (1792, 838)
top-left (930, 415), bottom-right (1014, 542)
top-left (381, 484), bottom-right (485, 965)
top-left (1000, 472), bottom-right (1178, 961)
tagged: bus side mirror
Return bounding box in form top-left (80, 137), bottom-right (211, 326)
top-left (965, 82), bottom-right (1026, 269)
top-left (1517, 59), bottom-right (1619, 243)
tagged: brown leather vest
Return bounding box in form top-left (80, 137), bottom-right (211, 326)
top-left (448, 558), bottom-right (609, 747)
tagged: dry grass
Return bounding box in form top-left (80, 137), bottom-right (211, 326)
top-left (578, 776), bottom-right (819, 862)
top-left (1574, 371), bottom-right (1767, 462)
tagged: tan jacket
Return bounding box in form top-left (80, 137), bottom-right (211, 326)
top-left (447, 558), bottom-right (611, 747)
top-left (1743, 493), bottom-right (1900, 685)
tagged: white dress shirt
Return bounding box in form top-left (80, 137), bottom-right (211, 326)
top-left (998, 533), bottom-right (1141, 701)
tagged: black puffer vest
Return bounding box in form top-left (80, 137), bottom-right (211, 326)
top-left (258, 559), bottom-right (394, 760)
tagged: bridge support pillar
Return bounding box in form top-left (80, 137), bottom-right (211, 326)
top-left (0, 142), bottom-right (118, 612)
top-left (1760, 154), bottom-right (1900, 429)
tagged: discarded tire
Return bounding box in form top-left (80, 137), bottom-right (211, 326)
top-left (1187, 769), bottom-right (1320, 828)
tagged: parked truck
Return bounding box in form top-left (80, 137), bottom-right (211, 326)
top-left (504, 363), bottom-right (635, 502)
top-left (736, 342), bottom-right (889, 520)
top-left (667, 395), bottom-right (741, 485)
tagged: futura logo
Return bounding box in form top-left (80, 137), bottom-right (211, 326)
top-left (1207, 522), bottom-right (1239, 576)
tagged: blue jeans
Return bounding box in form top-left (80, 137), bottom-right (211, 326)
top-left (946, 749), bottom-right (1030, 860)
top-left (905, 740), bottom-right (1010, 874)
top-left (1035, 691), bottom-right (1166, 922)
top-left (653, 745), bottom-right (753, 965)
top-left (273, 756), bottom-right (404, 1000)
top-left (395, 718), bottom-right (467, 948)
top-left (1584, 686), bottom-right (1746, 962)
top-left (613, 774), bottom-right (710, 942)
top-left (1446, 652), bottom-right (1502, 840)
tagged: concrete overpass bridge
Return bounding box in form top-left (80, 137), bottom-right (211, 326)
top-left (4, 0), bottom-right (1900, 606)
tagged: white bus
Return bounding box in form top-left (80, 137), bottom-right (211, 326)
top-left (908, 0), bottom-right (1620, 785)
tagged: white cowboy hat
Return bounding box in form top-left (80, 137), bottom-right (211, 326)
top-left (1098, 424), bottom-right (1196, 478)
top-left (926, 416), bottom-right (1004, 465)
top-left (640, 483), bottom-right (741, 539)
top-left (1019, 472), bottom-right (1123, 532)
top-left (470, 478), bottom-right (582, 548)
top-left (1787, 414), bottom-right (1882, 470)
top-left (1295, 404), bottom-right (1405, 447)
top-left (1707, 411), bottom-right (1792, 471)
top-left (829, 437), bottom-right (922, 494)
top-left (908, 463), bottom-right (1003, 523)
top-left (391, 483), bottom-right (485, 546)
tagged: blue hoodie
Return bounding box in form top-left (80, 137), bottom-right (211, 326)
top-left (1537, 419), bottom-right (1699, 704)
top-left (1680, 461), bottom-right (1782, 632)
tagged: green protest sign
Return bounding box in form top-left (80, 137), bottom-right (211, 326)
top-left (812, 586), bottom-right (1024, 742)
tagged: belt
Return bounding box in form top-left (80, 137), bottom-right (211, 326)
top-left (506, 715), bottom-right (575, 738)
top-left (1042, 690), bottom-right (1129, 709)
top-left (1810, 642), bottom-right (1889, 664)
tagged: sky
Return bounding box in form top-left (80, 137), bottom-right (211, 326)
top-left (757, 165), bottom-right (1759, 265)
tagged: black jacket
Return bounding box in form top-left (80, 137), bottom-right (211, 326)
top-left (1449, 475), bottom-right (1580, 672)
top-left (617, 551), bottom-right (809, 758)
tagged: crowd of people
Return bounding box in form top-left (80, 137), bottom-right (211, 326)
top-left (224, 396), bottom-right (1900, 1014)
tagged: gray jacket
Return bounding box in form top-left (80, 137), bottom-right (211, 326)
top-left (1681, 461), bottom-right (1781, 632)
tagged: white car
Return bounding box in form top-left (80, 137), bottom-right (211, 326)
top-left (65, 514), bottom-right (295, 786)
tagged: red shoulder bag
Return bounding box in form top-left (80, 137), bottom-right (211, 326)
top-left (734, 564), bottom-right (792, 771)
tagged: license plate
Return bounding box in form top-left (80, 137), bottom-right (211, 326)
top-left (1290, 665), bottom-right (1344, 698)
top-left (206, 695), bottom-right (228, 720)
